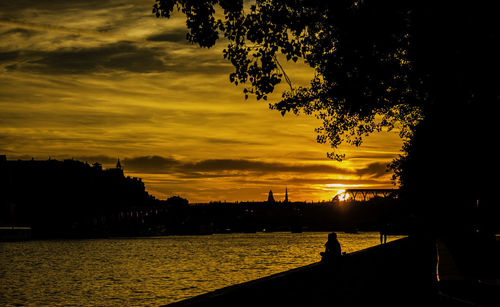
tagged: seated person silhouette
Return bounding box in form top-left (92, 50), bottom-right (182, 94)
top-left (320, 232), bottom-right (341, 262)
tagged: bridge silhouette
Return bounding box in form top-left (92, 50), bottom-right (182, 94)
top-left (335, 189), bottom-right (399, 202)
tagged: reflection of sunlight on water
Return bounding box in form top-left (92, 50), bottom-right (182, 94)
top-left (1, 232), bottom-right (405, 306)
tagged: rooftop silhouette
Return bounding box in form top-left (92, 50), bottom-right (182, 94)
top-left (0, 156), bottom-right (156, 238)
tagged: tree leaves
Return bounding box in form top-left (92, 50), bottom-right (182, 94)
top-left (152, 0), bottom-right (423, 161)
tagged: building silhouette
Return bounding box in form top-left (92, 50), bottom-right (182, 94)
top-left (284, 187), bottom-right (289, 203)
top-left (267, 190), bottom-right (275, 204)
top-left (0, 156), bottom-right (156, 238)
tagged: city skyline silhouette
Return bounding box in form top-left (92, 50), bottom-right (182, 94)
top-left (0, 0), bottom-right (400, 203)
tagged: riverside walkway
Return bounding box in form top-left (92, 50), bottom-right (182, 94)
top-left (164, 237), bottom-right (499, 307)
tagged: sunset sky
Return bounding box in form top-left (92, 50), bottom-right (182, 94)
top-left (0, 0), bottom-right (403, 202)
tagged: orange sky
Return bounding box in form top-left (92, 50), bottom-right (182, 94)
top-left (0, 0), bottom-right (403, 202)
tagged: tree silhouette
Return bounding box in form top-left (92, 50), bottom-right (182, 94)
top-left (152, 1), bottom-right (499, 244)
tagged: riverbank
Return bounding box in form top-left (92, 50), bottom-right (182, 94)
top-left (165, 237), bottom-right (500, 306)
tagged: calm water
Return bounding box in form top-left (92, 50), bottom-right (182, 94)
top-left (1, 232), bottom-right (403, 306)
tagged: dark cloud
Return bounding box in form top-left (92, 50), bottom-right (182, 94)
top-left (0, 1), bottom-right (233, 76)
top-left (288, 178), bottom-right (389, 186)
top-left (1, 27), bottom-right (39, 36)
top-left (0, 51), bottom-right (19, 62)
top-left (0, 151), bottom-right (392, 180)
top-left (202, 137), bottom-right (268, 146)
top-left (120, 155), bottom-right (391, 178)
top-left (233, 177), bottom-right (385, 186)
top-left (347, 152), bottom-right (398, 160)
top-left (356, 162), bottom-right (389, 178)
top-left (5, 41), bottom-right (168, 74)
top-left (178, 172), bottom-right (241, 179)
top-left (3, 40), bottom-right (232, 75)
top-left (0, 108), bottom-right (155, 127)
top-left (146, 30), bottom-right (188, 42)
top-left (123, 155), bottom-right (181, 173)
top-left (181, 159), bottom-right (352, 174)
top-left (0, 0), bottom-right (120, 15)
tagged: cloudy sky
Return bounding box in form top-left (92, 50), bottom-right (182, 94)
top-left (0, 0), bottom-right (403, 202)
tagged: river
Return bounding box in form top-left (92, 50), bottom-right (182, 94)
top-left (0, 232), bottom-right (403, 306)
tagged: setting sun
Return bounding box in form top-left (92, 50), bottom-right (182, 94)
top-left (335, 190), bottom-right (350, 201)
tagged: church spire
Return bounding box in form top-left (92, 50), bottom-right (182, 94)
top-left (116, 158), bottom-right (122, 169)
top-left (267, 190), bottom-right (275, 203)
top-left (284, 187), bottom-right (289, 203)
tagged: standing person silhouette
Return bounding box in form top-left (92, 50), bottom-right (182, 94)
top-left (380, 225), bottom-right (388, 244)
top-left (321, 232), bottom-right (341, 262)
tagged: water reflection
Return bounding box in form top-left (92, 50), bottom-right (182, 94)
top-left (0, 232), bottom-right (403, 306)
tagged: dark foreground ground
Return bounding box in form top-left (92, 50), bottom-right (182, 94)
top-left (164, 237), bottom-right (499, 307)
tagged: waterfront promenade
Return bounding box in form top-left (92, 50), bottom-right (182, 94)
top-left (165, 237), bottom-right (500, 307)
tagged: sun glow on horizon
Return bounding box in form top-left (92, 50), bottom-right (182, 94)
top-left (335, 189), bottom-right (350, 201)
